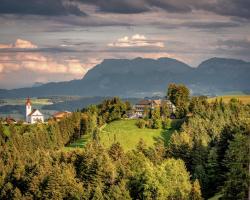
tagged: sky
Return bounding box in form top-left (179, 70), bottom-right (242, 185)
top-left (0, 0), bottom-right (249, 89)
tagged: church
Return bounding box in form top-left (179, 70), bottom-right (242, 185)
top-left (26, 97), bottom-right (44, 124)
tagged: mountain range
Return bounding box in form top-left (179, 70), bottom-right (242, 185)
top-left (1, 57), bottom-right (250, 98)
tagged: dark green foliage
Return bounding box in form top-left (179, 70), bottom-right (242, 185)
top-left (138, 107), bottom-right (162, 129)
top-left (152, 118), bottom-right (161, 129)
top-left (0, 87), bottom-right (249, 199)
top-left (108, 142), bottom-right (124, 161)
top-left (222, 132), bottom-right (250, 200)
top-left (97, 97), bottom-right (128, 123)
top-left (168, 95), bottom-right (250, 198)
top-left (162, 118), bottom-right (171, 129)
top-left (167, 83), bottom-right (190, 118)
top-left (189, 96), bottom-right (209, 116)
top-left (161, 101), bottom-right (171, 118)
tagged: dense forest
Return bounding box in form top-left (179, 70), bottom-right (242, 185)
top-left (0, 84), bottom-right (249, 200)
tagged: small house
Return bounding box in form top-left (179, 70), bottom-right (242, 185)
top-left (52, 111), bottom-right (72, 121)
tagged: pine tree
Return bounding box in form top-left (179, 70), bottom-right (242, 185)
top-left (190, 179), bottom-right (203, 200)
top-left (222, 133), bottom-right (249, 200)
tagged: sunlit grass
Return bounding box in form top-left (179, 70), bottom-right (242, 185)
top-left (208, 95), bottom-right (250, 104)
top-left (99, 119), bottom-right (174, 151)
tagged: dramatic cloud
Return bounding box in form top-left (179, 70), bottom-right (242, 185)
top-left (217, 38), bottom-right (250, 49)
top-left (0, 0), bottom-right (86, 16)
top-left (214, 38), bottom-right (250, 58)
top-left (0, 39), bottom-right (95, 88)
top-left (0, 0), bottom-right (249, 88)
top-left (204, 0), bottom-right (250, 20)
top-left (77, 0), bottom-right (149, 14)
top-left (0, 39), bottom-right (37, 49)
top-left (76, 0), bottom-right (250, 19)
top-left (0, 0), bottom-right (249, 20)
top-left (108, 34), bottom-right (165, 48)
top-left (0, 52), bottom-right (88, 75)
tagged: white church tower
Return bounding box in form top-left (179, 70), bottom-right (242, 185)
top-left (25, 97), bottom-right (44, 124)
top-left (26, 97), bottom-right (32, 122)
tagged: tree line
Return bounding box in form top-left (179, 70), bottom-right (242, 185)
top-left (0, 85), bottom-right (249, 199)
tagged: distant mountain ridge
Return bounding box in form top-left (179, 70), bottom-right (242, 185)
top-left (0, 57), bottom-right (249, 98)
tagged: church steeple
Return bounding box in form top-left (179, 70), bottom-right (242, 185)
top-left (26, 97), bottom-right (32, 123)
top-left (26, 97), bottom-right (31, 106)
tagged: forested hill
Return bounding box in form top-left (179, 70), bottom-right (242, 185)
top-left (0, 90), bottom-right (249, 199)
top-left (0, 57), bottom-right (250, 98)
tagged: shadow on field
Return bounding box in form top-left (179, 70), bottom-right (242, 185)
top-left (157, 118), bottom-right (185, 146)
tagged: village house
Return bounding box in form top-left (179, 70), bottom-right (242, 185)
top-left (133, 99), bottom-right (176, 118)
top-left (26, 97), bottom-right (44, 124)
top-left (52, 111), bottom-right (72, 121)
top-left (4, 116), bottom-right (17, 124)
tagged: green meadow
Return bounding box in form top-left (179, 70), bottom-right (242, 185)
top-left (67, 119), bottom-right (176, 151)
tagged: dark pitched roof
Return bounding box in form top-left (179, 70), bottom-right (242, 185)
top-left (28, 109), bottom-right (37, 116)
top-left (136, 99), bottom-right (152, 105)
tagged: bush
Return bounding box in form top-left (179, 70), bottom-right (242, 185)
top-left (152, 119), bottom-right (161, 129)
top-left (146, 119), bottom-right (153, 128)
top-left (162, 118), bottom-right (171, 129)
top-left (136, 119), bottom-right (146, 129)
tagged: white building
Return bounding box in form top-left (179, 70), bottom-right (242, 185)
top-left (133, 99), bottom-right (176, 118)
top-left (26, 98), bottom-right (44, 124)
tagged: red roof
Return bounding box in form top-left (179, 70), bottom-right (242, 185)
top-left (53, 111), bottom-right (72, 119)
top-left (26, 97), bottom-right (31, 105)
top-left (5, 117), bottom-right (17, 123)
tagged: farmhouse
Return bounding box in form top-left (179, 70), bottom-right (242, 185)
top-left (26, 97), bottom-right (44, 124)
top-left (4, 117), bottom-right (17, 124)
top-left (52, 111), bottom-right (72, 121)
top-left (134, 99), bottom-right (176, 118)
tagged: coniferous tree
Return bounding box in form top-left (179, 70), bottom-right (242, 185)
top-left (222, 133), bottom-right (250, 200)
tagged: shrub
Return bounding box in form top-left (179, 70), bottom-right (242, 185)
top-left (162, 118), bottom-right (171, 129)
top-left (136, 119), bottom-right (146, 129)
top-left (146, 119), bottom-right (153, 128)
top-left (152, 119), bottom-right (161, 129)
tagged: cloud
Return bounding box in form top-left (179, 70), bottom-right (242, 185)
top-left (0, 50), bottom-right (103, 89)
top-left (217, 38), bottom-right (250, 49)
top-left (76, 0), bottom-right (250, 20)
top-left (0, 0), bottom-right (86, 16)
top-left (108, 34), bottom-right (165, 48)
top-left (0, 39), bottom-right (96, 88)
top-left (180, 21), bottom-right (241, 29)
top-left (77, 0), bottom-right (149, 14)
top-left (0, 0), bottom-right (250, 21)
top-left (0, 53), bottom-right (88, 75)
top-left (204, 0), bottom-right (250, 20)
top-left (0, 39), bottom-right (37, 49)
top-left (214, 38), bottom-right (250, 58)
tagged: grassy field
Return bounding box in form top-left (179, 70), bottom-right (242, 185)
top-left (66, 119), bottom-right (176, 151)
top-left (99, 119), bottom-right (174, 151)
top-left (208, 95), bottom-right (250, 104)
